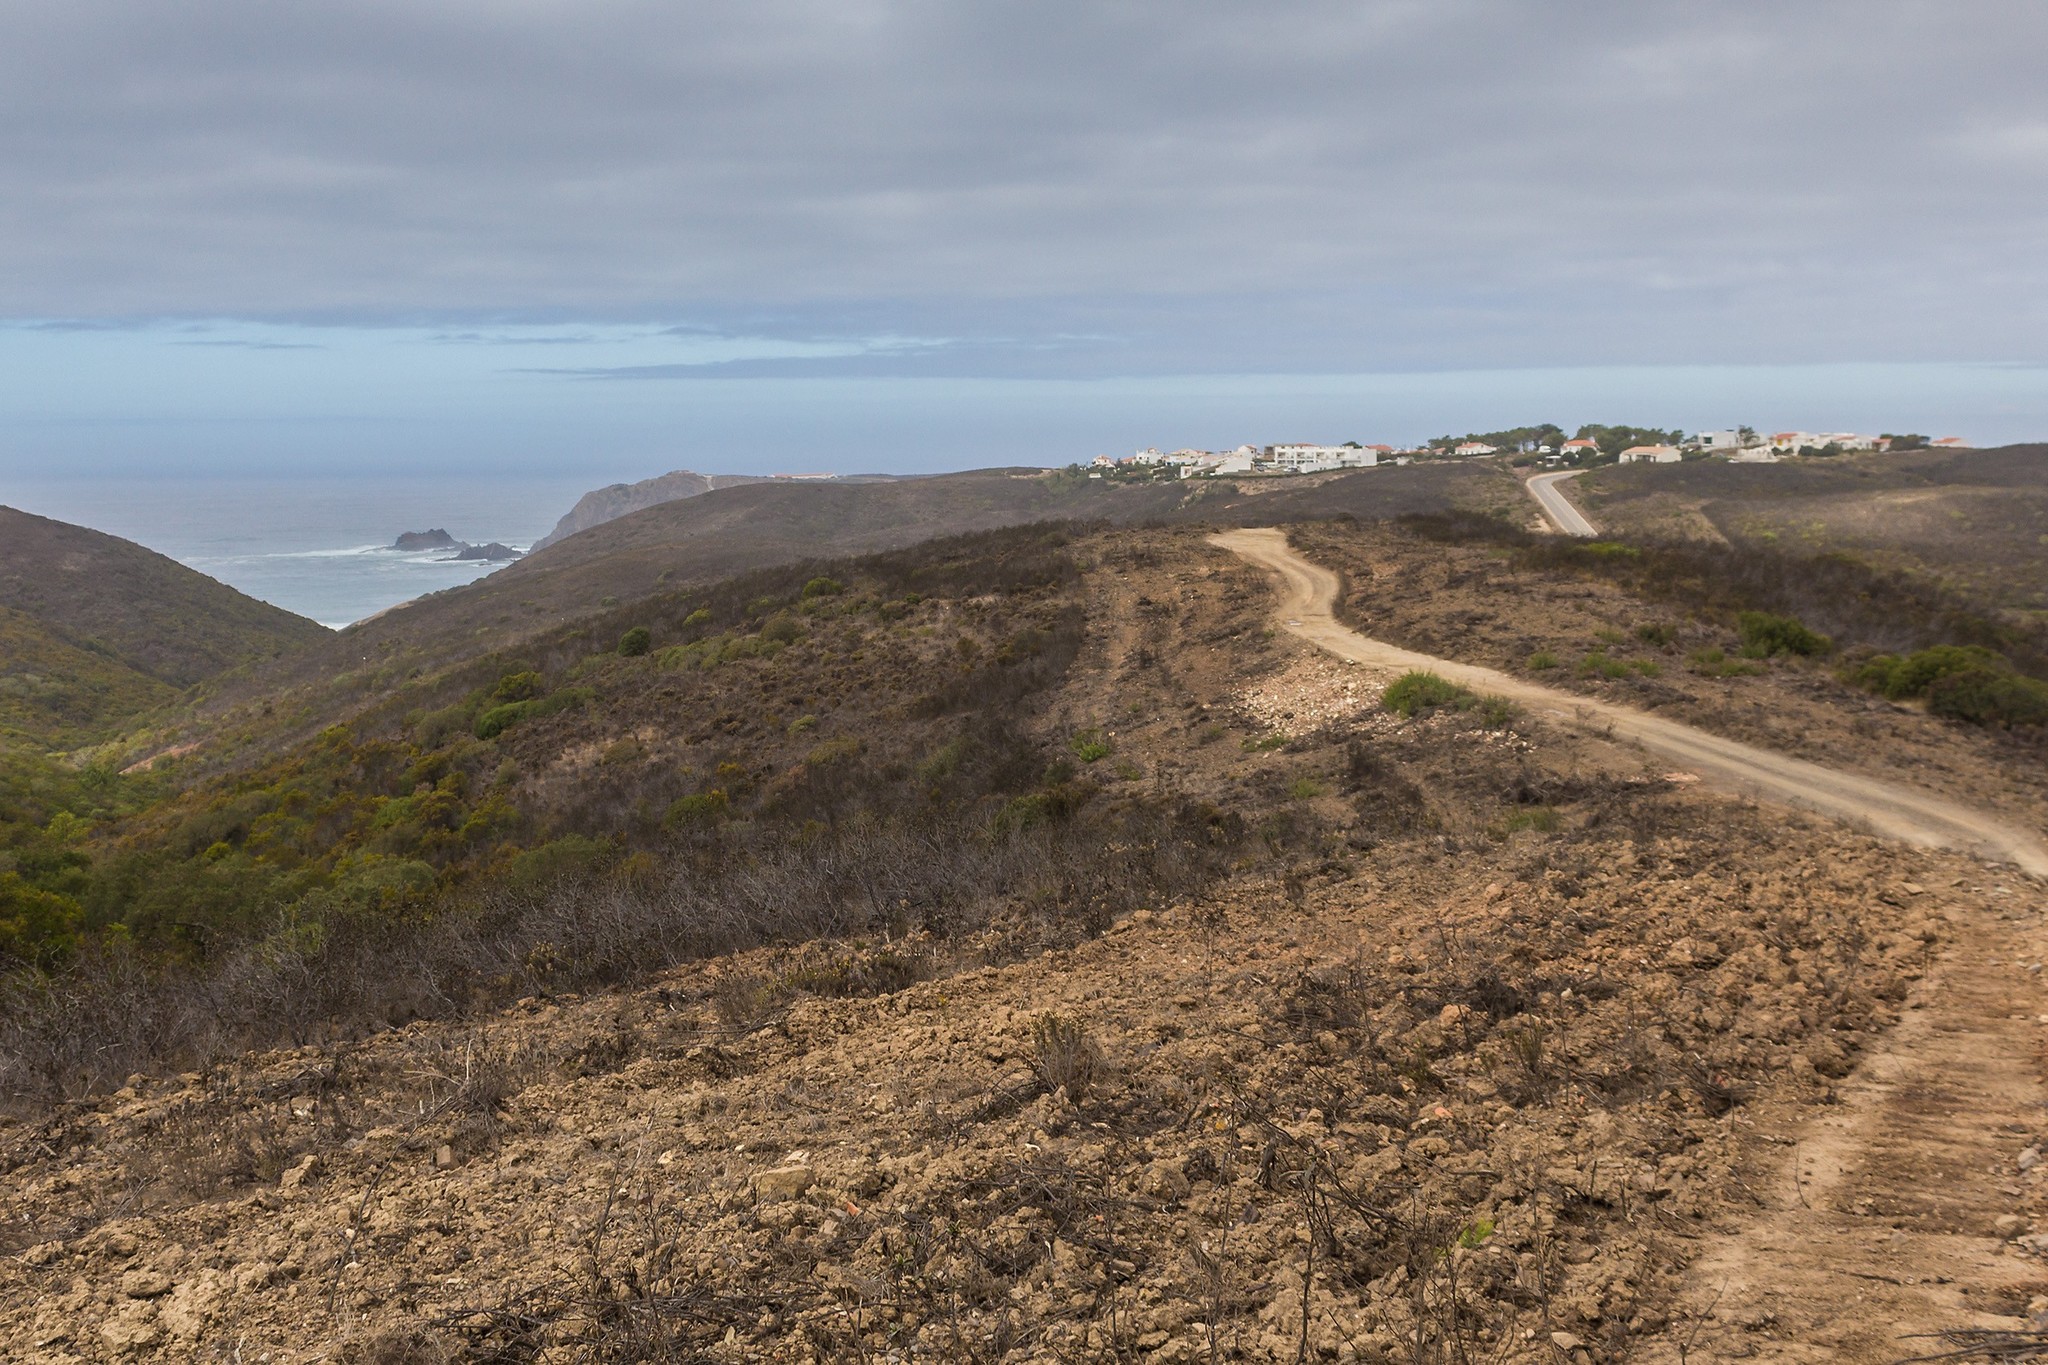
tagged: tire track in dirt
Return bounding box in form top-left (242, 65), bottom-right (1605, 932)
top-left (1213, 526), bottom-right (2048, 877)
top-left (1639, 887), bottom-right (2048, 1362)
top-left (1218, 524), bottom-right (2048, 1359)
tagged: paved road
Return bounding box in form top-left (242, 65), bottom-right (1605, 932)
top-left (1215, 526), bottom-right (2048, 876)
top-left (1525, 469), bottom-right (1597, 536)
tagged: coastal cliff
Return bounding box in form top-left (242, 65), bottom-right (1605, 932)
top-left (531, 469), bottom-right (771, 551)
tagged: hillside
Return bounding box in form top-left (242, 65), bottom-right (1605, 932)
top-left (2, 513), bottom-right (2044, 1360)
top-left (461, 463), bottom-right (1508, 645)
top-left (530, 469), bottom-right (777, 552)
top-left (174, 463), bottom-right (1507, 768)
top-left (0, 607), bottom-right (176, 749)
top-left (1574, 443), bottom-right (2048, 619)
top-left (0, 506), bottom-right (331, 691)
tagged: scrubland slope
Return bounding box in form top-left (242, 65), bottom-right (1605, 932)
top-left (3, 516), bottom-right (2044, 1362)
top-left (1576, 443), bottom-right (2048, 619)
top-left (177, 463), bottom-right (1504, 767)
top-left (0, 506), bottom-right (328, 693)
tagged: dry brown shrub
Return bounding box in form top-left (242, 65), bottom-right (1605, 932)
top-left (1029, 1012), bottom-right (1103, 1100)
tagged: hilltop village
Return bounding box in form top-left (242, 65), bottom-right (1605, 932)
top-left (1092, 426), bottom-right (1975, 478)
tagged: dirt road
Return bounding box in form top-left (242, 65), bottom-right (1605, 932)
top-left (1215, 527), bottom-right (2048, 877)
top-left (1526, 468), bottom-right (1598, 536)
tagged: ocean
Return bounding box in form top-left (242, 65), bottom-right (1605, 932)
top-left (2, 474), bottom-right (605, 629)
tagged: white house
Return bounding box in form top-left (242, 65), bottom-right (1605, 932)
top-left (1453, 442), bottom-right (1498, 457)
top-left (1618, 444), bottom-right (1683, 464)
top-left (1268, 443), bottom-right (1378, 472)
top-left (1694, 430), bottom-right (1745, 450)
top-left (1209, 447), bottom-right (1259, 475)
top-left (1769, 431), bottom-right (1876, 453)
top-left (1560, 438), bottom-right (1601, 458)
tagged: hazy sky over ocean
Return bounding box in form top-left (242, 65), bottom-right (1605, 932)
top-left (3, 1), bottom-right (2044, 479)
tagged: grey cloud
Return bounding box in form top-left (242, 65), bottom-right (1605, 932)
top-left (172, 339), bottom-right (325, 349)
top-left (0, 2), bottom-right (2043, 368)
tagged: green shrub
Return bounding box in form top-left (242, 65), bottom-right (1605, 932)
top-left (1853, 644), bottom-right (2000, 700)
top-left (1382, 671), bottom-right (1474, 716)
top-left (1288, 778), bottom-right (1324, 800)
top-left (413, 700), bottom-right (479, 748)
top-left (474, 704), bottom-right (522, 740)
top-left (787, 714), bottom-right (818, 734)
top-left (1926, 668), bottom-right (2048, 728)
top-left (804, 737), bottom-right (861, 767)
top-left (1737, 611), bottom-right (1831, 658)
top-left (759, 614), bottom-right (805, 645)
top-left (992, 780), bottom-right (1091, 832)
top-left (0, 872), bottom-right (83, 966)
top-left (1578, 651), bottom-right (1632, 680)
top-left (1687, 646), bottom-right (1764, 678)
top-left (493, 670), bottom-right (543, 703)
top-left (1069, 728), bottom-right (1113, 763)
top-left (682, 608), bottom-right (713, 630)
top-left (1851, 641), bottom-right (2047, 727)
top-left (1635, 622), bottom-right (1676, 648)
top-left (500, 836), bottom-right (617, 892)
top-left (1526, 650), bottom-right (1559, 671)
top-left (1475, 695), bottom-right (1522, 728)
top-left (617, 626), bottom-right (652, 657)
top-left (474, 688), bottom-right (592, 740)
top-left (663, 790), bottom-right (730, 828)
top-left (1498, 807), bottom-right (1559, 835)
top-left (802, 576), bottom-right (845, 599)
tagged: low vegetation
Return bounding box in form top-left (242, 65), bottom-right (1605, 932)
top-left (1736, 610), bottom-right (1831, 659)
top-left (1394, 510), bottom-right (2048, 730)
top-left (0, 526), bottom-right (1255, 1104)
top-left (1381, 671), bottom-right (1472, 716)
top-left (1851, 645), bottom-right (2048, 727)
top-left (1382, 672), bottom-right (1517, 727)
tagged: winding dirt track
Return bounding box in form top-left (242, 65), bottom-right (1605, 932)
top-left (1215, 527), bottom-right (2048, 877)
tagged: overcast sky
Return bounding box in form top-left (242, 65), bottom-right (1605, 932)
top-left (3, 0), bottom-right (2045, 479)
